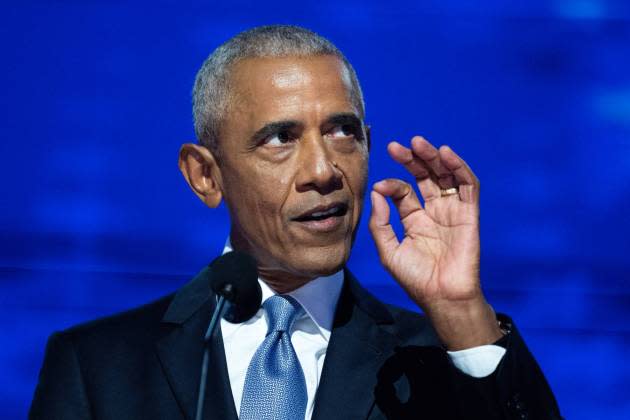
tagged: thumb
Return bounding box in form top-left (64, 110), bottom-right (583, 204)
top-left (368, 190), bottom-right (399, 265)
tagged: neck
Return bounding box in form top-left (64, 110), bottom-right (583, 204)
top-left (258, 268), bottom-right (313, 294)
top-left (229, 230), bottom-right (314, 294)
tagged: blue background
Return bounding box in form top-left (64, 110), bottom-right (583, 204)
top-left (2, 1), bottom-right (629, 418)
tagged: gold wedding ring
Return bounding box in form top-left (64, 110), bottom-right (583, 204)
top-left (440, 187), bottom-right (459, 197)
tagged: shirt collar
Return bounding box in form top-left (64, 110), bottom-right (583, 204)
top-left (222, 238), bottom-right (344, 341)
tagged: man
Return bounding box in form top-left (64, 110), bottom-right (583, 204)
top-left (30, 25), bottom-right (561, 419)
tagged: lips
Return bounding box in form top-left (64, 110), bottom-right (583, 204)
top-left (292, 202), bottom-right (348, 222)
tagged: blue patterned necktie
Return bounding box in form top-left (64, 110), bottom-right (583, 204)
top-left (239, 295), bottom-right (307, 420)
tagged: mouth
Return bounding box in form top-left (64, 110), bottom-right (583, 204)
top-left (292, 202), bottom-right (349, 232)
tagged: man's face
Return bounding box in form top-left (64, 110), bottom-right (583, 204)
top-left (217, 55), bottom-right (369, 280)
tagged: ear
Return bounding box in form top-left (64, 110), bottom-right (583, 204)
top-left (178, 143), bottom-right (223, 208)
top-left (365, 125), bottom-right (371, 151)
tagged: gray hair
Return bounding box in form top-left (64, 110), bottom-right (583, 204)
top-left (192, 25), bottom-right (365, 153)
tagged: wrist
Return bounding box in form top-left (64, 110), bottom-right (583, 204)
top-left (424, 296), bottom-right (504, 351)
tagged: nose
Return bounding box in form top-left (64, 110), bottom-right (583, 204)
top-left (295, 133), bottom-right (343, 194)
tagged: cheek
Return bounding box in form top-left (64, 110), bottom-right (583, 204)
top-left (335, 151), bottom-right (368, 226)
top-left (225, 163), bottom-right (292, 231)
top-left (342, 152), bottom-right (369, 199)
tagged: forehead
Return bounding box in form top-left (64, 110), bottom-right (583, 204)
top-left (227, 55), bottom-right (357, 123)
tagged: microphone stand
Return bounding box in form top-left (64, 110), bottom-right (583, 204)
top-left (195, 285), bottom-right (233, 420)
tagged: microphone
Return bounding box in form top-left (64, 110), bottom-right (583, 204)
top-left (209, 250), bottom-right (262, 324)
top-left (195, 251), bottom-right (262, 420)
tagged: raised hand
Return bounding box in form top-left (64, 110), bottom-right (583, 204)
top-left (369, 136), bottom-right (503, 350)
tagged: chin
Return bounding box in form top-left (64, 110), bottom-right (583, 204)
top-left (284, 243), bottom-right (349, 278)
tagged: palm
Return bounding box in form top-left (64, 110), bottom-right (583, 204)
top-left (369, 136), bottom-right (481, 310)
top-left (393, 198), bottom-right (479, 303)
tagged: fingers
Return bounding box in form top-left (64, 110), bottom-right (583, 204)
top-left (368, 190), bottom-right (399, 263)
top-left (387, 141), bottom-right (431, 179)
top-left (410, 136), bottom-right (456, 189)
top-left (438, 145), bottom-right (479, 203)
top-left (373, 178), bottom-right (423, 220)
top-left (387, 136), bottom-right (480, 204)
top-left (387, 141), bottom-right (441, 202)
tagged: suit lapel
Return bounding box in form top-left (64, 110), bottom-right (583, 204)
top-left (154, 266), bottom-right (412, 420)
top-left (155, 267), bottom-right (238, 420)
top-left (312, 271), bottom-right (399, 420)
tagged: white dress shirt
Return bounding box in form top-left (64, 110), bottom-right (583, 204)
top-left (220, 241), bottom-right (506, 419)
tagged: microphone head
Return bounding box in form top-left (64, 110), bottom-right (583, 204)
top-left (209, 251), bottom-right (262, 323)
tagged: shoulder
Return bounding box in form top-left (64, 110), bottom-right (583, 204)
top-left (56, 293), bottom-right (175, 351)
top-left (344, 271), bottom-right (440, 347)
top-left (55, 265), bottom-right (213, 349)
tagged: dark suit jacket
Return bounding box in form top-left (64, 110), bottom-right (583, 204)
top-left (30, 267), bottom-right (562, 419)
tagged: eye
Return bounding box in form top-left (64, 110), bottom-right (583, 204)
top-left (264, 130), bottom-right (295, 147)
top-left (327, 124), bottom-right (359, 140)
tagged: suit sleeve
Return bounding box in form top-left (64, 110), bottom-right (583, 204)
top-left (446, 315), bottom-right (563, 420)
top-left (29, 331), bottom-right (93, 420)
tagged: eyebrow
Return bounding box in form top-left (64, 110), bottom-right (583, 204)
top-left (325, 112), bottom-right (363, 129)
top-left (248, 112), bottom-right (365, 146)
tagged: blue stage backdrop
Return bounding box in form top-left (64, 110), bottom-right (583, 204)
top-left (1, 1), bottom-right (629, 418)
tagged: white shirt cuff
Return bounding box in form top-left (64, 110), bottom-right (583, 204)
top-left (447, 344), bottom-right (506, 378)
